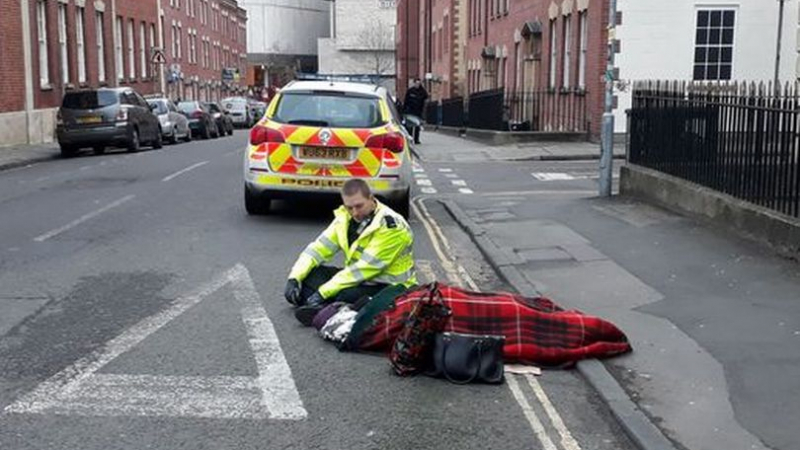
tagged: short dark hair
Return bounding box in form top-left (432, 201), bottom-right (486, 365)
top-left (342, 178), bottom-right (372, 198)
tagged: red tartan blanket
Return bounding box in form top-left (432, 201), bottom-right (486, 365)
top-left (356, 283), bottom-right (632, 367)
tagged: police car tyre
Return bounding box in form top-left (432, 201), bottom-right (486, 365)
top-left (244, 186), bottom-right (271, 215)
top-left (152, 128), bottom-right (163, 149)
top-left (60, 144), bottom-right (78, 158)
top-left (127, 129), bottom-right (140, 153)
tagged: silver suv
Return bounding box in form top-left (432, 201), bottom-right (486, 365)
top-left (57, 88), bottom-right (162, 157)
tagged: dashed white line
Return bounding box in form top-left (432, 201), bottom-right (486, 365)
top-left (451, 180), bottom-right (467, 186)
top-left (33, 195), bottom-right (136, 242)
top-left (458, 188), bottom-right (474, 194)
top-left (414, 173), bottom-right (429, 179)
top-left (162, 161), bottom-right (209, 182)
top-left (421, 187), bottom-right (437, 194)
top-left (532, 172), bottom-right (577, 181)
top-left (438, 168), bottom-right (453, 173)
top-left (415, 179), bottom-right (433, 186)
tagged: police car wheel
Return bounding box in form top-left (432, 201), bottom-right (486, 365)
top-left (244, 187), bottom-right (271, 215)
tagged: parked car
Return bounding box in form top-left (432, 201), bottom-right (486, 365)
top-left (207, 102), bottom-right (234, 136)
top-left (146, 97), bottom-right (192, 144)
top-left (177, 101), bottom-right (219, 139)
top-left (221, 97), bottom-right (251, 128)
top-left (243, 81), bottom-right (412, 217)
top-left (57, 88), bottom-right (162, 157)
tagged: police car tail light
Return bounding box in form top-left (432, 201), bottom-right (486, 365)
top-left (250, 126), bottom-right (285, 146)
top-left (365, 132), bottom-right (405, 154)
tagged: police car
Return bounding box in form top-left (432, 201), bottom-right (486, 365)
top-left (243, 81), bottom-right (413, 217)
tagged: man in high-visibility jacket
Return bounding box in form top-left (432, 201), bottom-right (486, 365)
top-left (285, 178), bottom-right (417, 326)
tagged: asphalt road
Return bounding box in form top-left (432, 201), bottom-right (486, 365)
top-left (0, 131), bottom-right (635, 450)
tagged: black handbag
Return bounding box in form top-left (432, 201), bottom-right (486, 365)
top-left (427, 332), bottom-right (505, 384)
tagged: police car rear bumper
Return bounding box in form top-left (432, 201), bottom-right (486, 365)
top-left (245, 170), bottom-right (409, 201)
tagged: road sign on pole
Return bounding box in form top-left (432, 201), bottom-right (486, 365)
top-left (151, 49), bottom-right (167, 65)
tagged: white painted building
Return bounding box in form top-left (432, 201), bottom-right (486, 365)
top-left (615, 0), bottom-right (799, 132)
top-left (241, 0), bottom-right (331, 82)
top-left (317, 0), bottom-right (397, 92)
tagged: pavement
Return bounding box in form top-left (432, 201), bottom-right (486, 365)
top-left (414, 131), bottom-right (800, 450)
top-left (0, 142), bottom-right (60, 172)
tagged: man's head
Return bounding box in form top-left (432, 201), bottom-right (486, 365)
top-left (341, 179), bottom-right (377, 222)
top-left (411, 78), bottom-right (421, 88)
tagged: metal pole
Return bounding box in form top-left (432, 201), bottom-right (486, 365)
top-left (775, 0), bottom-right (786, 86)
top-left (599, 0), bottom-right (617, 197)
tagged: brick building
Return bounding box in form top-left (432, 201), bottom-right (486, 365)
top-left (395, 0), bottom-right (420, 101)
top-left (161, 0), bottom-right (248, 102)
top-left (399, 0), bottom-right (609, 138)
top-left (0, 0), bottom-right (160, 146)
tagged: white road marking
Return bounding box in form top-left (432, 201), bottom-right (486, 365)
top-left (444, 173), bottom-right (458, 178)
top-left (458, 188), bottom-right (474, 194)
top-left (412, 166), bottom-right (425, 173)
top-left (4, 264), bottom-right (306, 420)
top-left (414, 173), bottom-right (429, 179)
top-left (451, 180), bottom-right (467, 186)
top-left (421, 187), bottom-right (438, 194)
top-left (526, 375), bottom-right (583, 450)
top-left (162, 161), bottom-right (209, 182)
top-left (415, 179), bottom-right (433, 186)
top-left (438, 168), bottom-right (453, 173)
top-left (506, 375), bottom-right (559, 450)
top-left (33, 195), bottom-right (135, 242)
top-left (410, 199), bottom-right (462, 286)
top-left (532, 172), bottom-right (577, 181)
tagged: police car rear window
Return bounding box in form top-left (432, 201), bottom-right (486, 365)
top-left (273, 93), bottom-right (384, 128)
top-left (62, 91), bottom-right (118, 109)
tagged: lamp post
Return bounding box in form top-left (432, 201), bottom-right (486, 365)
top-left (774, 0), bottom-right (787, 86)
top-left (599, 0), bottom-right (618, 197)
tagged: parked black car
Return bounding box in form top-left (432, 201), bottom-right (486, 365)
top-left (177, 101), bottom-right (219, 139)
top-left (56, 88), bottom-right (162, 157)
top-left (207, 102), bottom-right (234, 136)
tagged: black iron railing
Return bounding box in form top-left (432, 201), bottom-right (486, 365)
top-left (454, 88), bottom-right (588, 132)
top-left (629, 80), bottom-right (800, 219)
top-left (441, 96), bottom-right (465, 127)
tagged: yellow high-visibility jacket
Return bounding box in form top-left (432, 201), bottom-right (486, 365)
top-left (288, 200), bottom-right (417, 299)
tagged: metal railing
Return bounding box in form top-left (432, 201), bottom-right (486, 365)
top-left (441, 96), bottom-right (465, 128)
top-left (629, 80), bottom-right (800, 219)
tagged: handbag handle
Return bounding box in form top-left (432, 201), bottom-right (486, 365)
top-left (440, 338), bottom-right (483, 385)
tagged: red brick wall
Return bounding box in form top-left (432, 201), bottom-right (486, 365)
top-left (0, 0), bottom-right (25, 112)
top-left (162, 0), bottom-right (248, 102)
top-left (396, 0), bottom-right (420, 101)
top-left (115, 0), bottom-right (160, 96)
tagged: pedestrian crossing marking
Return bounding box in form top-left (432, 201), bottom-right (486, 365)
top-left (438, 168), bottom-right (453, 173)
top-left (532, 172), bottom-right (577, 181)
top-left (458, 188), bottom-right (474, 194)
top-left (451, 180), bottom-right (468, 186)
top-left (416, 179), bottom-right (433, 186)
top-left (421, 187), bottom-right (438, 194)
top-left (4, 265), bottom-right (306, 420)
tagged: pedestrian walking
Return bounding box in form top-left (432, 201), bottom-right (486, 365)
top-left (403, 78), bottom-right (428, 144)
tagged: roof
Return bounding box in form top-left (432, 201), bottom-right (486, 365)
top-left (281, 80), bottom-right (385, 97)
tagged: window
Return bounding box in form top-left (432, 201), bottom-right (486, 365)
top-left (549, 19), bottom-right (557, 89)
top-left (76, 7), bottom-right (86, 83)
top-left (58, 3), bottom-right (69, 84)
top-left (273, 93), bottom-right (385, 128)
top-left (128, 19), bottom-right (135, 79)
top-left (177, 25), bottom-right (182, 59)
top-left (577, 11), bottom-right (587, 89)
top-left (562, 15), bottom-right (571, 88)
top-left (693, 9), bottom-right (735, 80)
top-left (37, 1), bottom-right (49, 87)
top-left (96, 12), bottom-right (106, 82)
top-left (444, 15), bottom-right (449, 54)
top-left (115, 17), bottom-right (123, 80)
top-left (140, 22), bottom-right (147, 78)
top-left (150, 24), bottom-right (157, 76)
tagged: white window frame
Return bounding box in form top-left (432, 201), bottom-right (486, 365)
top-left (549, 19), bottom-right (557, 89)
top-left (150, 24), bottom-right (156, 77)
top-left (140, 22), bottom-right (147, 79)
top-left (578, 11), bottom-right (587, 89)
top-left (115, 17), bottom-right (124, 81)
top-left (128, 19), bottom-right (135, 79)
top-left (96, 12), bottom-right (106, 82)
top-left (562, 14), bottom-right (571, 89)
top-left (58, 3), bottom-right (69, 84)
top-left (693, 8), bottom-right (736, 81)
top-left (37, 0), bottom-right (50, 87)
top-left (177, 24), bottom-right (182, 60)
top-left (76, 7), bottom-right (86, 83)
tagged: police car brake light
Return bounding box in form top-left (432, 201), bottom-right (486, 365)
top-left (250, 126), bottom-right (285, 145)
top-left (365, 132), bottom-right (405, 153)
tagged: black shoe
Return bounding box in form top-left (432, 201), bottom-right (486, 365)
top-left (295, 305), bottom-right (323, 327)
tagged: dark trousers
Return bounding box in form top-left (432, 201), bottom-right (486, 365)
top-left (412, 125), bottom-right (421, 144)
top-left (301, 265), bottom-right (389, 304)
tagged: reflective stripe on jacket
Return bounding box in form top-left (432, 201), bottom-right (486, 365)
top-left (288, 200), bottom-right (417, 299)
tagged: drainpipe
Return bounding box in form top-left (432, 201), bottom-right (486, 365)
top-left (21, 0), bottom-right (35, 144)
top-left (774, 0), bottom-right (786, 87)
top-left (599, 0), bottom-right (617, 197)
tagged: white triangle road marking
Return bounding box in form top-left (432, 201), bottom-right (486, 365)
top-left (3, 264), bottom-right (307, 420)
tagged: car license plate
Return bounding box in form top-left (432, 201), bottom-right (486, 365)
top-left (77, 116), bottom-right (102, 124)
top-left (299, 147), bottom-right (349, 160)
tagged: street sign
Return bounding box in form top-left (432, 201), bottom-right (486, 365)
top-left (151, 49), bottom-right (167, 65)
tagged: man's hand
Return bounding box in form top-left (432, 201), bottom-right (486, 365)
top-left (306, 291), bottom-right (325, 308)
top-left (284, 279), bottom-right (301, 306)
